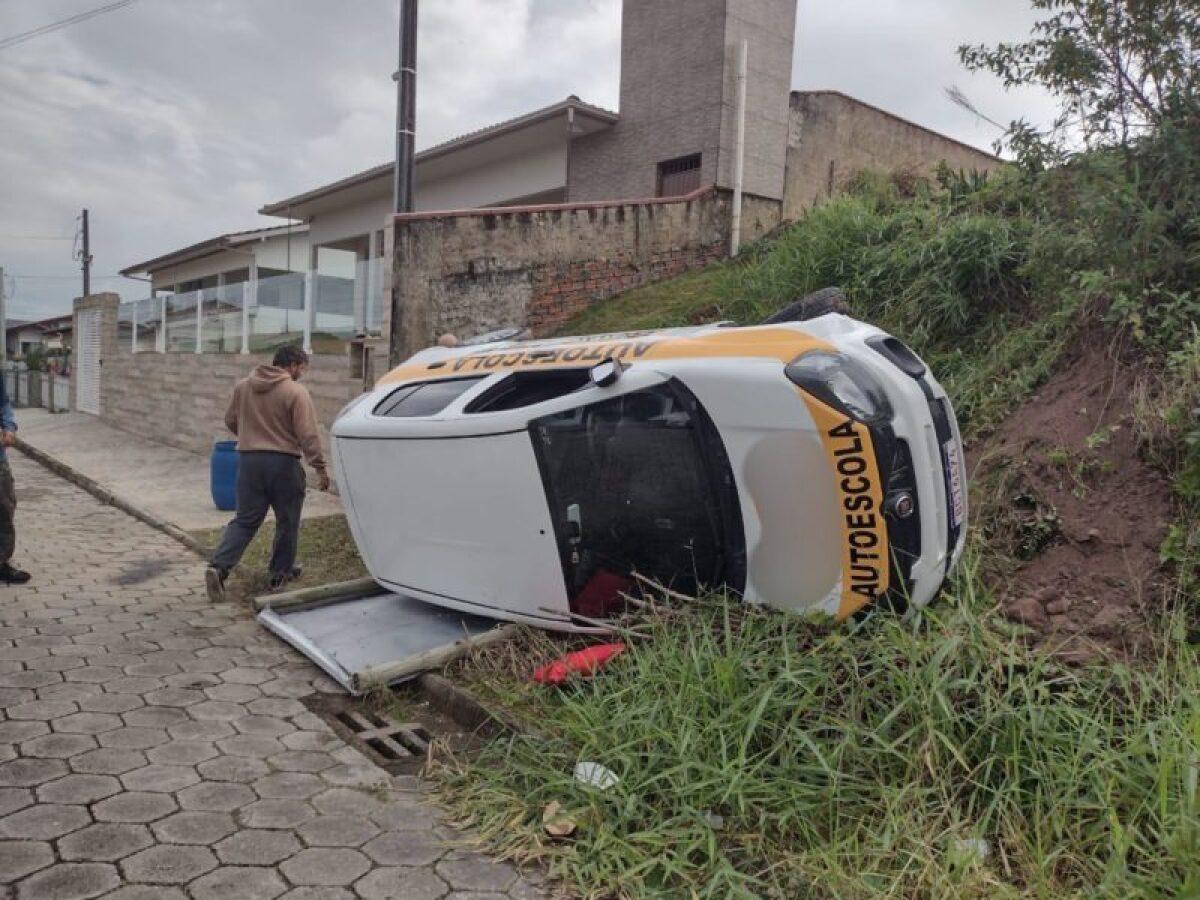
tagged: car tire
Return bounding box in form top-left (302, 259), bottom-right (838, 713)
top-left (759, 287), bottom-right (849, 325)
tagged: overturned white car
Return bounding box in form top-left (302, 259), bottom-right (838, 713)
top-left (330, 314), bottom-right (966, 631)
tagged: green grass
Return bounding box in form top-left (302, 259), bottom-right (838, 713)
top-left (441, 568), bottom-right (1200, 898)
top-left (190, 513), bottom-right (366, 601)
top-left (435, 133), bottom-right (1200, 897)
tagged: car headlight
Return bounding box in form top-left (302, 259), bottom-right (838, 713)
top-left (785, 351), bottom-right (893, 424)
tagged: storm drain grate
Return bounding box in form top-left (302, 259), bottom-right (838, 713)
top-left (333, 708), bottom-right (433, 760)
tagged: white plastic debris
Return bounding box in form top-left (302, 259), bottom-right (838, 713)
top-left (573, 761), bottom-right (619, 791)
top-left (950, 837), bottom-right (990, 865)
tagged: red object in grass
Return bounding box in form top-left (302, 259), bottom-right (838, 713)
top-left (533, 643), bottom-right (627, 685)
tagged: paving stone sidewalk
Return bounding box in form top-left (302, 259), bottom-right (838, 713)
top-left (0, 453), bottom-right (545, 900)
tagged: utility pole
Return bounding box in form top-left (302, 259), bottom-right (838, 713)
top-left (80, 208), bottom-right (93, 297)
top-left (0, 266), bottom-right (7, 364)
top-left (392, 0), bottom-right (418, 214)
top-left (388, 0), bottom-right (418, 369)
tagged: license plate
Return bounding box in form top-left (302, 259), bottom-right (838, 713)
top-left (943, 439), bottom-right (965, 528)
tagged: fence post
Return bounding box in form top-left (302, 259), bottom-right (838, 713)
top-left (194, 290), bottom-right (203, 354)
top-left (242, 263), bottom-right (255, 355)
top-left (159, 295), bottom-right (167, 353)
top-left (131, 300), bottom-right (138, 354)
top-left (303, 269), bottom-right (315, 354)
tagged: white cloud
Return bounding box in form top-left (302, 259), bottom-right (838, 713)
top-left (0, 0), bottom-right (1055, 318)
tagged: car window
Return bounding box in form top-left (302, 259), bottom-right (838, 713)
top-left (373, 377), bottom-right (486, 418)
top-left (465, 369), bottom-right (593, 413)
top-left (530, 381), bottom-right (745, 619)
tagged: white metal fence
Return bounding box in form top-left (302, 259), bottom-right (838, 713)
top-left (118, 257), bottom-right (385, 356)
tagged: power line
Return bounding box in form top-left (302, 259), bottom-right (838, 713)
top-left (0, 0), bottom-right (139, 52)
top-left (0, 235), bottom-right (74, 242)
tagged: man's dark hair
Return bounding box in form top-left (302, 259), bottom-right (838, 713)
top-left (273, 345), bottom-right (308, 368)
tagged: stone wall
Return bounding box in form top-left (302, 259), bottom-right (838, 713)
top-left (389, 188), bottom-right (782, 361)
top-left (783, 91), bottom-right (1005, 219)
top-left (72, 294), bottom-right (362, 458)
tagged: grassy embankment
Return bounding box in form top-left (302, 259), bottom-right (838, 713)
top-left (434, 126), bottom-right (1200, 898)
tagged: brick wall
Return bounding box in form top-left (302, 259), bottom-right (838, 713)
top-left (388, 187), bottom-right (782, 361)
top-left (71, 294), bottom-right (363, 458)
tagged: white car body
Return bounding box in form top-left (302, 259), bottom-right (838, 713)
top-left (331, 315), bottom-right (967, 631)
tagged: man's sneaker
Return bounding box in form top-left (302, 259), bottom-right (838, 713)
top-left (268, 566), bottom-right (303, 591)
top-left (204, 566), bottom-right (227, 603)
top-left (0, 563), bottom-right (31, 585)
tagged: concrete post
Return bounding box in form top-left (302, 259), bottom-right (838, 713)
top-left (158, 294), bottom-right (167, 353)
top-left (366, 231), bottom-right (379, 335)
top-left (242, 261), bottom-right (256, 354)
top-left (353, 243), bottom-right (367, 337)
top-left (194, 287), bottom-right (203, 354)
top-left (130, 296), bottom-right (139, 354)
top-left (303, 249), bottom-right (316, 353)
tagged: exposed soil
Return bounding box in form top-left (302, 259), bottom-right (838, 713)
top-left (970, 330), bottom-right (1175, 658)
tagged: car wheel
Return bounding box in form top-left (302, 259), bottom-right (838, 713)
top-left (759, 287), bottom-right (849, 324)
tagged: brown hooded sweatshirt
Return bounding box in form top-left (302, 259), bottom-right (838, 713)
top-left (224, 365), bottom-right (327, 472)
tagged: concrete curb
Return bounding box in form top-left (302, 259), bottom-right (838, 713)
top-left (14, 437), bottom-right (210, 560)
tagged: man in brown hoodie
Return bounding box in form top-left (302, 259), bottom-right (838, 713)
top-left (205, 345), bottom-right (330, 601)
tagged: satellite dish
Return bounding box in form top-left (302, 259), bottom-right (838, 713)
top-left (461, 327), bottom-right (526, 347)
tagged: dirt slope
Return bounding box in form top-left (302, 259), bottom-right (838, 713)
top-left (971, 331), bottom-right (1175, 658)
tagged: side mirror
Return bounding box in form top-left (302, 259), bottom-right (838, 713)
top-left (589, 357), bottom-right (625, 387)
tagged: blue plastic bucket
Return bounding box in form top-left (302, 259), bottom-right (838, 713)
top-left (210, 441), bottom-right (239, 511)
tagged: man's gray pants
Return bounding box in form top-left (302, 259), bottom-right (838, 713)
top-left (212, 451), bottom-right (306, 577)
top-left (0, 460), bottom-right (15, 565)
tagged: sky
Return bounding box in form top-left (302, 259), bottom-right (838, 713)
top-left (0, 0), bottom-right (1059, 321)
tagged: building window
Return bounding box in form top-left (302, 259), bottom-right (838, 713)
top-left (657, 154), bottom-right (702, 197)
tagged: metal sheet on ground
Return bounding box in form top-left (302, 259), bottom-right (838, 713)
top-left (258, 592), bottom-right (502, 695)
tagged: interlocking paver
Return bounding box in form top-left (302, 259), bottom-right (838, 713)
top-left (14, 861), bottom-right (120, 899)
top-left (177, 780), bottom-right (256, 812)
top-left (58, 822), bottom-right (153, 861)
top-left (0, 839), bottom-right (54, 881)
top-left (192, 865), bottom-right (289, 900)
top-left (253, 772), bottom-right (324, 799)
top-left (0, 720), bottom-right (50, 744)
top-left (436, 857), bottom-right (520, 892)
top-left (68, 748), bottom-right (147, 775)
top-left (355, 867), bottom-right (450, 900)
top-left (0, 457), bottom-right (543, 900)
top-left (97, 726), bottom-right (168, 749)
top-left (280, 847), bottom-right (371, 886)
top-left (121, 844), bottom-right (218, 883)
top-left (120, 764), bottom-right (200, 793)
top-left (121, 705), bottom-right (190, 728)
top-left (51, 712), bottom-right (122, 734)
top-left (35, 774), bottom-right (120, 805)
top-left (297, 814), bottom-right (380, 847)
top-left (151, 810), bottom-right (237, 845)
top-left (93, 791), bottom-right (177, 823)
top-left (0, 786), bottom-right (33, 816)
top-left (196, 754), bottom-right (270, 783)
top-left (1, 759), bottom-right (70, 791)
top-left (364, 829), bottom-right (447, 867)
top-left (0, 803), bottom-right (90, 840)
top-left (215, 827), bottom-right (302, 864)
top-left (146, 740), bottom-right (219, 765)
top-left (240, 798), bottom-right (316, 829)
top-left (20, 733), bottom-right (97, 759)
